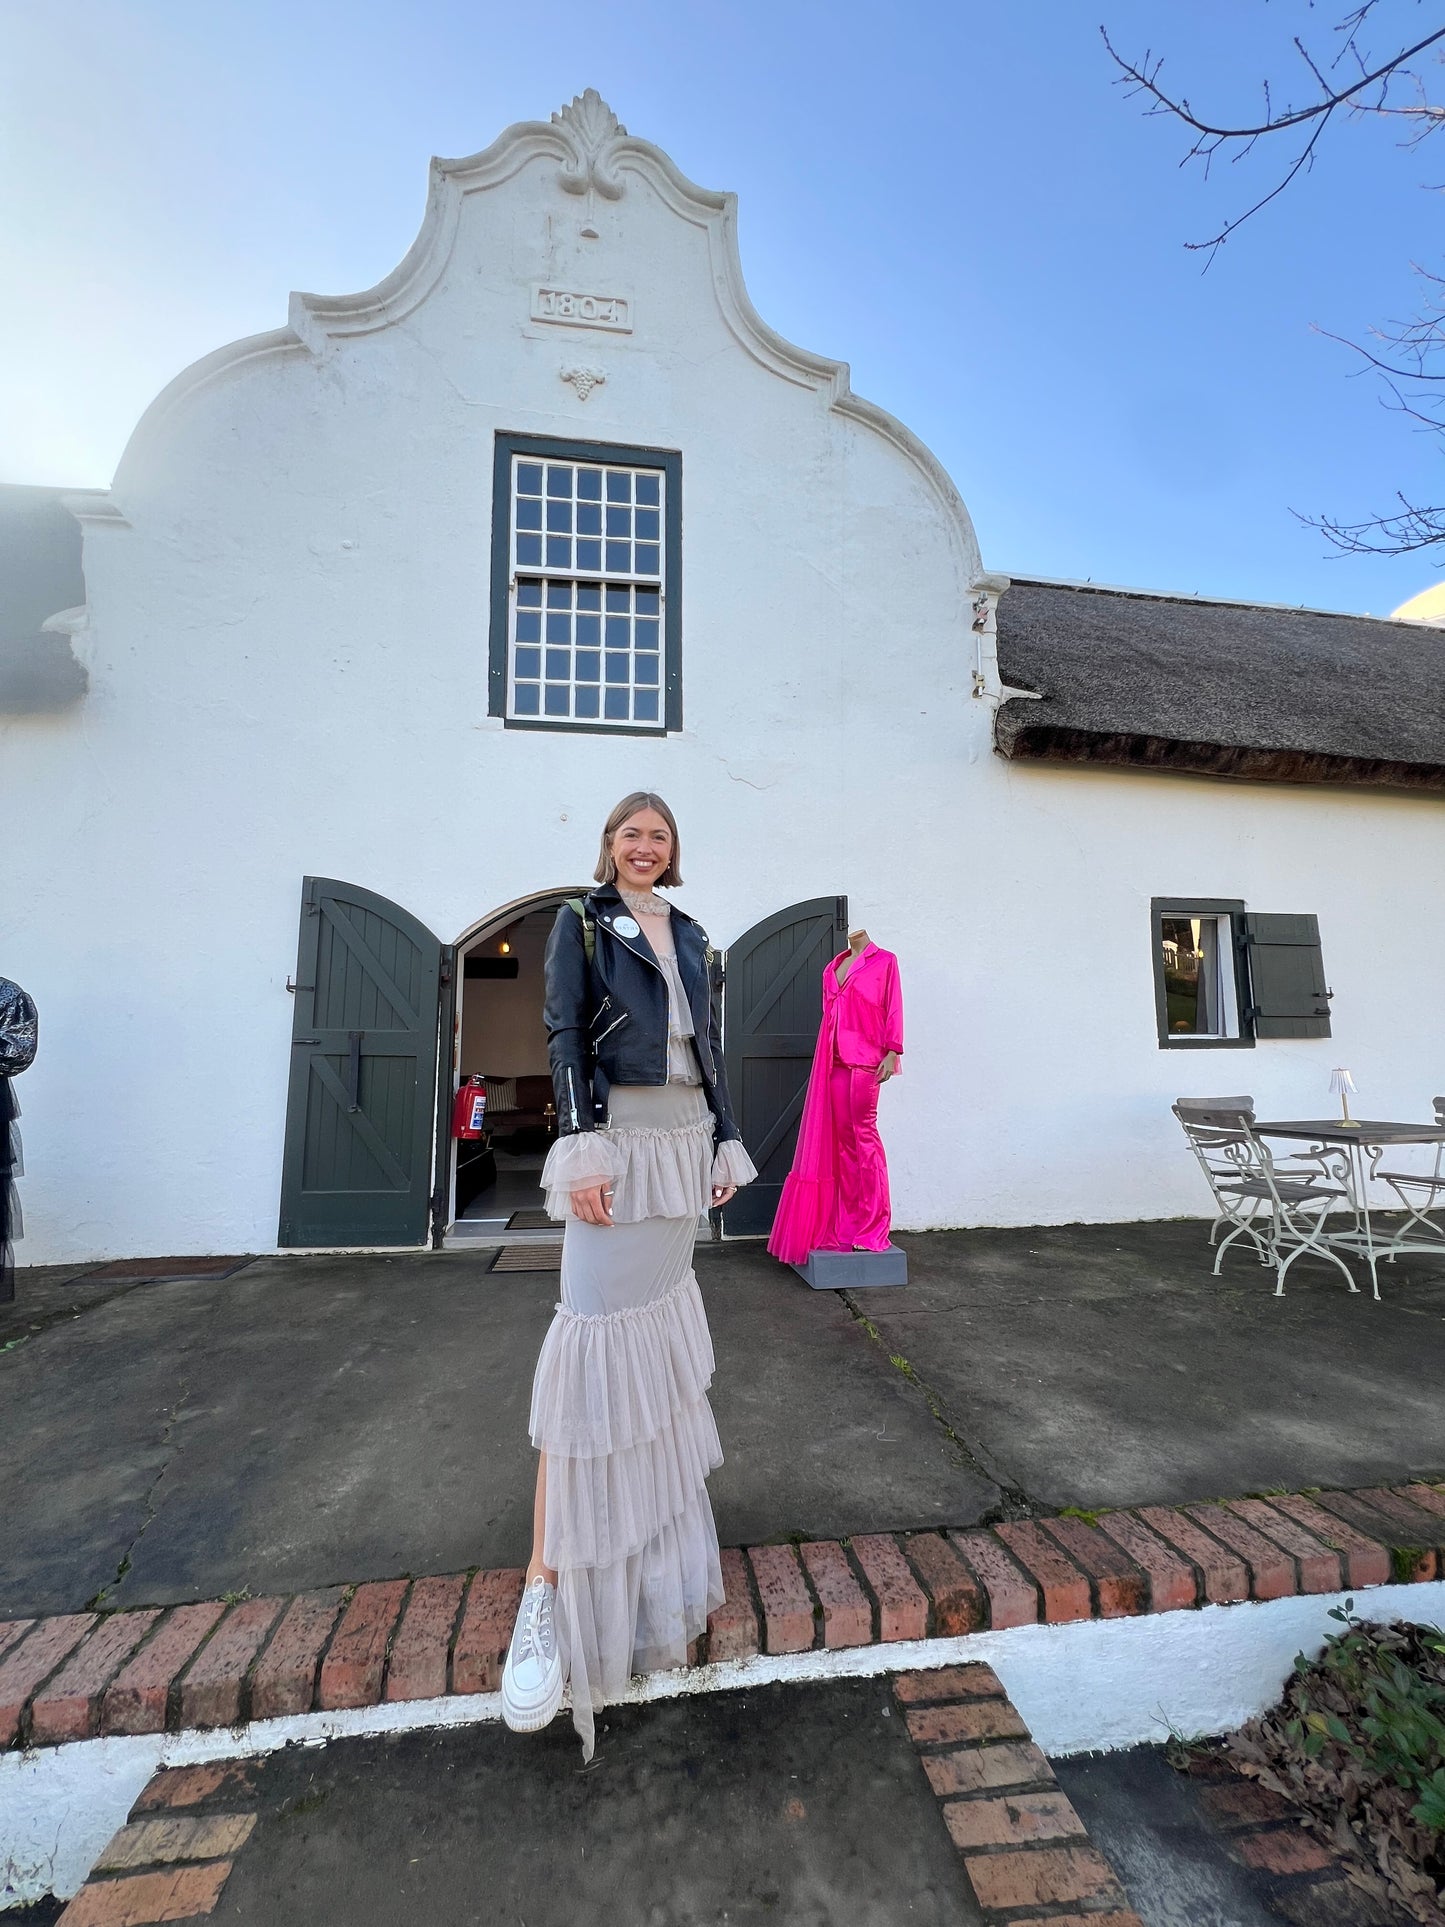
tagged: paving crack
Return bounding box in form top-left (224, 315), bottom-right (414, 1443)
top-left (85, 1375), bottom-right (192, 1610)
top-left (838, 1289), bottom-right (1037, 1522)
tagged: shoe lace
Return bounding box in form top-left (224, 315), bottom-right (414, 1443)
top-left (517, 1581), bottom-right (553, 1662)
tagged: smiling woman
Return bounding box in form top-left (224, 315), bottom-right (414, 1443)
top-left (498, 790), bottom-right (756, 1761)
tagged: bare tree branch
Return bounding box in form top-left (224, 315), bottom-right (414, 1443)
top-left (1101, 16), bottom-right (1445, 257)
top-left (1104, 8), bottom-right (1445, 562)
top-left (1100, 21), bottom-right (1445, 140)
top-left (1187, 112), bottom-right (1335, 263)
top-left (1312, 322), bottom-right (1445, 385)
top-left (1297, 497), bottom-right (1445, 553)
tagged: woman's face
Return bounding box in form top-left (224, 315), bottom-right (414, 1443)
top-left (611, 808), bottom-right (674, 890)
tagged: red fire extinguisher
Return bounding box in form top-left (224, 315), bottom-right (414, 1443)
top-left (451, 1075), bottom-right (487, 1139)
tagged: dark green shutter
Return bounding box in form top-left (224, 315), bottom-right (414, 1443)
top-left (278, 878), bottom-right (445, 1247)
top-left (718, 895), bottom-right (849, 1237)
top-left (1242, 913), bottom-right (1332, 1039)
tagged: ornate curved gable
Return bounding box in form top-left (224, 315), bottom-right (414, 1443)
top-left (101, 91), bottom-right (979, 587)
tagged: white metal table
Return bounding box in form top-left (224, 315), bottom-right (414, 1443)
top-left (1252, 1118), bottom-right (1445, 1300)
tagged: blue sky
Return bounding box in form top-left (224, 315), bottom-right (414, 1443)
top-left (4, 0), bottom-right (1441, 613)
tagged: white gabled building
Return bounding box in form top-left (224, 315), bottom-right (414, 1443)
top-left (4, 91), bottom-right (1443, 1265)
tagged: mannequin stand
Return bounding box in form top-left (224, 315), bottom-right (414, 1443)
top-left (792, 1245), bottom-right (908, 1289)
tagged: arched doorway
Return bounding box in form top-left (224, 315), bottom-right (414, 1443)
top-left (445, 886), bottom-right (586, 1244)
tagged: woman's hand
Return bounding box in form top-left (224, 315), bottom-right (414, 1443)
top-left (571, 1183), bottom-right (614, 1226)
top-left (874, 1051), bottom-right (899, 1084)
top-left (711, 1184), bottom-right (737, 1208)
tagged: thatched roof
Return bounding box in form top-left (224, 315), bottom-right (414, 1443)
top-left (993, 577), bottom-right (1445, 792)
top-left (0, 485), bottom-right (87, 712)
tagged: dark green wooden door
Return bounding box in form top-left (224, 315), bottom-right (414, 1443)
top-left (718, 895), bottom-right (848, 1238)
top-left (278, 878), bottom-right (446, 1248)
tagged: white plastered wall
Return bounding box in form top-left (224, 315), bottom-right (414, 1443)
top-left (4, 96), bottom-right (1443, 1262)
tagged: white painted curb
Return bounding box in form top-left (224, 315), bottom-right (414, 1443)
top-left (4, 1582), bottom-right (1442, 1909)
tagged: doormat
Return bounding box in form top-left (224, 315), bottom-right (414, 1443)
top-left (505, 1208), bottom-right (554, 1231)
top-left (82, 1255), bottom-right (255, 1284)
top-left (489, 1245), bottom-right (563, 1272)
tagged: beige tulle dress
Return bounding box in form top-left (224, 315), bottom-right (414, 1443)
top-left (531, 901), bottom-right (757, 1760)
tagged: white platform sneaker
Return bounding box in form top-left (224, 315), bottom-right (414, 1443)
top-left (501, 1575), bottom-right (564, 1732)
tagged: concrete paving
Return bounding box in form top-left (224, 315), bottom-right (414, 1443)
top-left (0, 1243), bottom-right (985, 1619)
top-left (1053, 1746), bottom-right (1401, 1927)
top-left (3, 1217), bottom-right (1443, 1620)
top-left (1055, 1747), bottom-right (1282, 1927)
top-left (859, 1218), bottom-right (1445, 1512)
top-left (205, 1679), bottom-right (984, 1927)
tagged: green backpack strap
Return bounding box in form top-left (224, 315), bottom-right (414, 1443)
top-left (566, 897), bottom-right (595, 965)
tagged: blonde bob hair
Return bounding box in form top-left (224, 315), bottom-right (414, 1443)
top-left (594, 791), bottom-right (684, 888)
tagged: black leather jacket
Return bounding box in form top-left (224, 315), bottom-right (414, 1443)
top-left (543, 884), bottom-right (743, 1143)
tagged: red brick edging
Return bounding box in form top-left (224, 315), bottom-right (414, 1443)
top-left (893, 1662), bottom-right (1386, 1926)
top-left (3, 1480), bottom-right (1443, 1750)
top-left (54, 1760), bottom-right (259, 1927)
top-left (896, 1663), bottom-right (1143, 1924)
top-left (51, 1615), bottom-right (1399, 1926)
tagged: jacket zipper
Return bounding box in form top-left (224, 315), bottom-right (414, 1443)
top-left (593, 1010), bottom-right (629, 1045)
top-left (595, 912), bottom-right (713, 1080)
top-left (565, 1065), bottom-right (582, 1132)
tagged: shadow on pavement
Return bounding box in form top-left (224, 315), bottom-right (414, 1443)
top-left (209, 1679), bottom-right (985, 1927)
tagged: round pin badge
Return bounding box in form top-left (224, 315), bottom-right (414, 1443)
top-left (614, 915), bottom-right (641, 938)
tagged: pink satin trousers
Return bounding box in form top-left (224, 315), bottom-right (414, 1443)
top-left (825, 1064), bottom-right (892, 1251)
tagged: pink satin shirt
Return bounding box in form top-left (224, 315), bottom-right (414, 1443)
top-left (825, 943), bottom-right (904, 1072)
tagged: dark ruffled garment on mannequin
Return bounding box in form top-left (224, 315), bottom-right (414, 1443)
top-left (0, 979), bottom-right (39, 1304)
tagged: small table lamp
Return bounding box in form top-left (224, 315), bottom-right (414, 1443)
top-left (1330, 1067), bottom-right (1358, 1127)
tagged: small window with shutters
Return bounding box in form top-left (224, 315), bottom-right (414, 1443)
top-left (1151, 900), bottom-right (1332, 1048)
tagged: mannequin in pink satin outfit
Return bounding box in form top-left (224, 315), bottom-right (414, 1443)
top-left (768, 929), bottom-right (903, 1264)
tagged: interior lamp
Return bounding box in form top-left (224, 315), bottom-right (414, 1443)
top-left (1329, 1067), bottom-right (1358, 1127)
top-left (499, 930), bottom-right (512, 955)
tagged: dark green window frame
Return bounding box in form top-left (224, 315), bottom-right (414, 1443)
top-left (1151, 897), bottom-right (1253, 1051)
top-left (488, 431), bottom-right (682, 736)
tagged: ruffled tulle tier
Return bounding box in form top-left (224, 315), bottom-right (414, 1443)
top-left (557, 1505), bottom-right (725, 1756)
top-left (529, 1268), bottom-right (717, 1460)
top-left (541, 1083), bottom-right (758, 1222)
top-left (542, 1390), bottom-right (722, 1570)
top-left (604, 1116), bottom-right (718, 1221)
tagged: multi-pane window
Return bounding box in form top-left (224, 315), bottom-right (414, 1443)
top-left (491, 437), bottom-right (679, 732)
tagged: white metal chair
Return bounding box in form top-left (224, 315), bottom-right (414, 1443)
top-left (1173, 1097), bottom-right (1357, 1295)
top-left (1373, 1096), bottom-right (1445, 1248)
